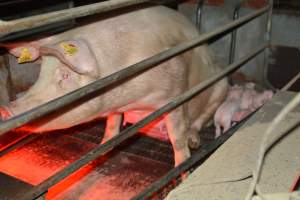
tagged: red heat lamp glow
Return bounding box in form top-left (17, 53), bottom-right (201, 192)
top-left (46, 156), bottom-right (110, 200)
top-left (0, 113), bottom-right (171, 199)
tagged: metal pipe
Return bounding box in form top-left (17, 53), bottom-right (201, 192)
top-left (17, 43), bottom-right (266, 200)
top-left (0, 135), bottom-right (37, 157)
top-left (0, 5), bottom-right (270, 136)
top-left (263, 0), bottom-right (275, 90)
top-left (0, 0), bottom-right (149, 36)
top-left (229, 0), bottom-right (246, 64)
top-left (196, 0), bottom-right (205, 30)
top-left (280, 71), bottom-right (300, 92)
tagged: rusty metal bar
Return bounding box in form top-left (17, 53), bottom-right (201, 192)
top-left (196, 0), bottom-right (205, 30)
top-left (18, 43), bottom-right (266, 200)
top-left (0, 0), bottom-right (150, 36)
top-left (0, 5), bottom-right (270, 136)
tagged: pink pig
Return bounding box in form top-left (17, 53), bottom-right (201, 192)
top-left (0, 6), bottom-right (229, 166)
top-left (214, 83), bottom-right (274, 137)
top-left (214, 84), bottom-right (244, 137)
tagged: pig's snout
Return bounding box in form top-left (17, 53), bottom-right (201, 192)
top-left (0, 106), bottom-right (13, 121)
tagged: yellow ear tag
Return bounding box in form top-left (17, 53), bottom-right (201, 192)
top-left (18, 48), bottom-right (32, 63)
top-left (60, 42), bottom-right (78, 56)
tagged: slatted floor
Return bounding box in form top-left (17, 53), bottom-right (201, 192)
top-left (0, 119), bottom-right (213, 200)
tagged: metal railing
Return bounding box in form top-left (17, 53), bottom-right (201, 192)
top-left (0, 4), bottom-right (270, 135)
top-left (196, 0), bottom-right (205, 30)
top-left (0, 0), bottom-right (274, 199)
top-left (229, 0), bottom-right (247, 64)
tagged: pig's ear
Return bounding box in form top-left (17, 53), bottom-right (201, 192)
top-left (40, 39), bottom-right (99, 78)
top-left (2, 43), bottom-right (40, 63)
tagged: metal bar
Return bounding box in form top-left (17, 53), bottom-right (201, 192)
top-left (280, 71), bottom-right (300, 92)
top-left (263, 0), bottom-right (275, 90)
top-left (0, 0), bottom-right (149, 36)
top-left (229, 0), bottom-right (245, 64)
top-left (133, 109), bottom-right (255, 200)
top-left (196, 0), bottom-right (205, 30)
top-left (17, 43), bottom-right (266, 200)
top-left (0, 5), bottom-right (270, 136)
top-left (0, 135), bottom-right (37, 157)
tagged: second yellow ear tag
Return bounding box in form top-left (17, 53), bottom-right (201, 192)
top-left (60, 42), bottom-right (78, 56)
top-left (18, 48), bottom-right (32, 63)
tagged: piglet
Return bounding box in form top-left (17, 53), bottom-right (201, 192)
top-left (214, 84), bottom-right (244, 137)
top-left (214, 83), bottom-right (274, 137)
top-left (233, 89), bottom-right (274, 122)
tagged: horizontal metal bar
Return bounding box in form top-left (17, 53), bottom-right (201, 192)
top-left (0, 0), bottom-right (149, 36)
top-left (0, 5), bottom-right (269, 136)
top-left (0, 135), bottom-right (37, 157)
top-left (18, 44), bottom-right (266, 200)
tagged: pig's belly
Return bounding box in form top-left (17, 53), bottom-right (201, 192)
top-left (123, 111), bottom-right (169, 141)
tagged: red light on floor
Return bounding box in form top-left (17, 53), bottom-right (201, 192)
top-left (46, 156), bottom-right (109, 200)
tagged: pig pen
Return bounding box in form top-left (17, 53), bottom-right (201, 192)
top-left (0, 0), bottom-right (299, 200)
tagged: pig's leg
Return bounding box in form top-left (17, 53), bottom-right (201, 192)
top-left (165, 106), bottom-right (190, 166)
top-left (101, 113), bottom-right (123, 144)
top-left (189, 102), bottom-right (220, 148)
top-left (215, 124), bottom-right (222, 138)
top-left (222, 119), bottom-right (232, 133)
top-left (190, 79), bottom-right (228, 146)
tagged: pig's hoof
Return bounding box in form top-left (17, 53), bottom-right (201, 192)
top-left (188, 139), bottom-right (200, 149)
top-left (188, 132), bottom-right (201, 149)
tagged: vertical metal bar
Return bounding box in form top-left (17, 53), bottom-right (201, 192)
top-left (263, 0), bottom-right (275, 90)
top-left (196, 0), bottom-right (205, 31)
top-left (229, 1), bottom-right (244, 64)
top-left (265, 0), bottom-right (273, 46)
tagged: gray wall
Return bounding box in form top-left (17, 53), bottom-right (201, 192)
top-left (178, 3), bottom-right (299, 84)
top-left (271, 12), bottom-right (300, 48)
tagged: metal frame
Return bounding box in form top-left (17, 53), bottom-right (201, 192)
top-left (264, 0), bottom-right (276, 90)
top-left (196, 0), bottom-right (205, 30)
top-left (0, 0), bottom-right (274, 199)
top-left (229, 0), bottom-right (248, 64)
top-left (0, 0), bottom-right (148, 36)
top-left (0, 5), bottom-right (269, 135)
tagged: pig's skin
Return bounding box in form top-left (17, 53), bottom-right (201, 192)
top-left (1, 6), bottom-right (228, 166)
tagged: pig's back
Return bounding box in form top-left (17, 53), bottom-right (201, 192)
top-left (42, 6), bottom-right (201, 76)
